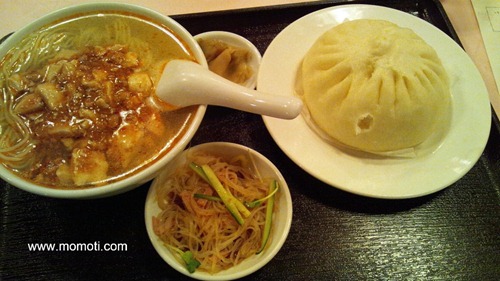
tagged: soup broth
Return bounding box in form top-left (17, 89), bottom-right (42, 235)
top-left (0, 11), bottom-right (198, 188)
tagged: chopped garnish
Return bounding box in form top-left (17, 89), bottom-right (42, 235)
top-left (194, 193), bottom-right (222, 202)
top-left (189, 162), bottom-right (251, 225)
top-left (188, 162), bottom-right (209, 182)
top-left (169, 246), bottom-right (201, 273)
top-left (181, 251), bottom-right (201, 273)
top-left (244, 184), bottom-right (279, 208)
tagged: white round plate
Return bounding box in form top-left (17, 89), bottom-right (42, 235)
top-left (258, 4), bottom-right (491, 199)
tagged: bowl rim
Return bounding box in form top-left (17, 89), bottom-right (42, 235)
top-left (144, 141), bottom-right (293, 280)
top-left (0, 2), bottom-right (208, 199)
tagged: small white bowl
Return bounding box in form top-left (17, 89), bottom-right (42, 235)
top-left (194, 31), bottom-right (262, 89)
top-left (144, 142), bottom-right (292, 280)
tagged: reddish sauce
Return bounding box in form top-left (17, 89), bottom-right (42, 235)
top-left (1, 12), bottom-right (199, 189)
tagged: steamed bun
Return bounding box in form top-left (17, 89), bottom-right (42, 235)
top-left (301, 19), bottom-right (450, 152)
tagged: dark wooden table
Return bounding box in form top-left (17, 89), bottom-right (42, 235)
top-left (1, 1), bottom-right (499, 280)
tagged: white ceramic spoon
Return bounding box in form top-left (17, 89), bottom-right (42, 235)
top-left (153, 60), bottom-right (303, 120)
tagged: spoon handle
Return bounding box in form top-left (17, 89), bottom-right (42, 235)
top-left (156, 60), bottom-right (303, 120)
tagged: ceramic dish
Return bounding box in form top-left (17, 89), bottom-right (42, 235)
top-left (194, 31), bottom-right (262, 89)
top-left (258, 4), bottom-right (491, 199)
top-left (144, 142), bottom-right (292, 280)
top-left (0, 3), bottom-right (207, 199)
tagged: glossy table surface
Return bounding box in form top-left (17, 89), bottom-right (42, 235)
top-left (1, 1), bottom-right (499, 280)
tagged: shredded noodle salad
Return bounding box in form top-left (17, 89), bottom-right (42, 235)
top-left (152, 150), bottom-right (278, 274)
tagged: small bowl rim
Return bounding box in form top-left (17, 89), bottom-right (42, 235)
top-left (194, 31), bottom-right (262, 89)
top-left (0, 2), bottom-right (208, 199)
top-left (144, 142), bottom-right (293, 280)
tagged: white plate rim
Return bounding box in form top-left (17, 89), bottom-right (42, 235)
top-left (258, 4), bottom-right (492, 199)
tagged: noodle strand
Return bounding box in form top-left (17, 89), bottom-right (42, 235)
top-left (153, 151), bottom-right (277, 274)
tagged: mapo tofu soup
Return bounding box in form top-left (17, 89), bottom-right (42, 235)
top-left (0, 12), bottom-right (199, 188)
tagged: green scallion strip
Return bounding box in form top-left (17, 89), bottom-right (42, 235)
top-left (244, 185), bottom-right (279, 208)
top-left (193, 193), bottom-right (222, 202)
top-left (256, 180), bottom-right (278, 254)
top-left (198, 163), bottom-right (245, 225)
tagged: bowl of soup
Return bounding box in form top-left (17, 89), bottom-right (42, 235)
top-left (0, 3), bottom-right (207, 198)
